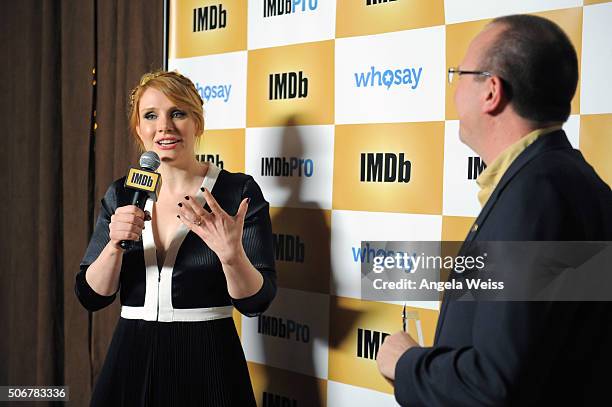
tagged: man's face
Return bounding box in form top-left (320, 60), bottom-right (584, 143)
top-left (454, 24), bottom-right (504, 151)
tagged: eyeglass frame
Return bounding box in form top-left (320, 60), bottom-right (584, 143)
top-left (447, 67), bottom-right (492, 85)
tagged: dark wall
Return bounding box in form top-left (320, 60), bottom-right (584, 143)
top-left (0, 1), bottom-right (163, 405)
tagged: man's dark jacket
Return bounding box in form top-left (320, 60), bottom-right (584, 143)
top-left (395, 130), bottom-right (612, 406)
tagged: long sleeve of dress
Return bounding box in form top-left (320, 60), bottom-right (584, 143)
top-left (230, 176), bottom-right (277, 317)
top-left (74, 183), bottom-right (119, 312)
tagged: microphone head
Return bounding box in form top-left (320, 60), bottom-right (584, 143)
top-left (139, 151), bottom-right (161, 171)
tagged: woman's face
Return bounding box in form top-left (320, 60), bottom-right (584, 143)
top-left (136, 87), bottom-right (199, 163)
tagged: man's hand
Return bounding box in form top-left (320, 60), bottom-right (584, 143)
top-left (376, 332), bottom-right (420, 381)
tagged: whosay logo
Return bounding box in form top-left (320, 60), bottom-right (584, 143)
top-left (195, 82), bottom-right (232, 103)
top-left (354, 66), bottom-right (423, 90)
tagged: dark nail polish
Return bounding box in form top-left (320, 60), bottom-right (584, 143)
top-left (178, 202), bottom-right (182, 207)
top-left (200, 187), bottom-right (205, 192)
top-left (184, 196), bottom-right (190, 200)
top-left (177, 215), bottom-right (180, 218)
top-left (247, 198), bottom-right (251, 204)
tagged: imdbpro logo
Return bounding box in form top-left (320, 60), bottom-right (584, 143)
top-left (354, 66), bottom-right (423, 90)
top-left (261, 156), bottom-right (314, 177)
top-left (263, 0), bottom-right (319, 17)
top-left (258, 314), bottom-right (311, 343)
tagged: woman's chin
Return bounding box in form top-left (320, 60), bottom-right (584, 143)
top-left (158, 150), bottom-right (195, 164)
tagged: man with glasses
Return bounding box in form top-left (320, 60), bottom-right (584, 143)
top-left (377, 14), bottom-right (612, 406)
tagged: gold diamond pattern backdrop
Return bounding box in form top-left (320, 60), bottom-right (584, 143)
top-left (168, 1), bottom-right (612, 405)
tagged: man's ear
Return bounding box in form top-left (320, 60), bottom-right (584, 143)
top-left (482, 76), bottom-right (506, 115)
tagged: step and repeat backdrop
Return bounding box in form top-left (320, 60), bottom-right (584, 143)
top-left (167, 0), bottom-right (612, 405)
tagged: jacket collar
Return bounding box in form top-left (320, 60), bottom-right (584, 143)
top-left (465, 129), bottom-right (572, 244)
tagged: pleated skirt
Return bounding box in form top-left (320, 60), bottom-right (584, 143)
top-left (91, 317), bottom-right (256, 407)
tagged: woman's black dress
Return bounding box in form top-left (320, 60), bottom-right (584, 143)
top-left (75, 165), bottom-right (276, 406)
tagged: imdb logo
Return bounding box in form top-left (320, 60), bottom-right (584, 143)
top-left (248, 362), bottom-right (327, 407)
top-left (170, 0), bottom-right (246, 57)
top-left (247, 40), bottom-right (333, 127)
top-left (192, 4), bottom-right (227, 32)
top-left (196, 153), bottom-right (225, 170)
top-left (336, 0), bottom-right (444, 38)
top-left (329, 297), bottom-right (438, 394)
top-left (262, 391), bottom-right (298, 407)
top-left (334, 122), bottom-right (444, 214)
top-left (273, 233), bottom-right (305, 263)
top-left (366, 0), bottom-right (397, 5)
top-left (269, 207), bottom-right (331, 294)
top-left (195, 129), bottom-right (245, 173)
top-left (467, 156), bottom-right (486, 180)
top-left (268, 71), bottom-right (308, 100)
top-left (360, 152), bottom-right (411, 183)
top-left (356, 328), bottom-right (389, 360)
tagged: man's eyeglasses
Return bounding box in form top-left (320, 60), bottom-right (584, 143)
top-left (447, 67), bottom-right (492, 84)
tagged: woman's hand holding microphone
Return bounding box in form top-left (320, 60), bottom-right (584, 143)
top-left (85, 206), bottom-right (151, 295)
top-left (109, 206), bottom-right (151, 250)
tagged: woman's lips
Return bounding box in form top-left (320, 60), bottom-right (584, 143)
top-left (156, 139), bottom-right (182, 150)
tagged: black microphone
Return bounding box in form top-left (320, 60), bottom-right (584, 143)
top-left (120, 151), bottom-right (162, 250)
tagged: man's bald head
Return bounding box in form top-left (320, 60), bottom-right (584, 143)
top-left (479, 15), bottom-right (578, 125)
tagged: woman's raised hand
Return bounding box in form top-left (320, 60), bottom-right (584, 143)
top-left (177, 188), bottom-right (249, 266)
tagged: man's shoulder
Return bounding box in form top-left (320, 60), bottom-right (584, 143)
top-left (480, 143), bottom-right (611, 240)
top-left (514, 145), bottom-right (609, 199)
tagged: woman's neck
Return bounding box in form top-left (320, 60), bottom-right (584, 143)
top-left (157, 158), bottom-right (208, 197)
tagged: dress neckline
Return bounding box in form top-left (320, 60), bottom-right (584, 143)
top-left (142, 163), bottom-right (222, 274)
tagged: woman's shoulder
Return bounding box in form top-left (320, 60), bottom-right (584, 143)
top-left (217, 168), bottom-right (248, 180)
top-left (100, 177), bottom-right (132, 208)
top-left (216, 168), bottom-right (256, 192)
top-left (214, 168), bottom-right (268, 207)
